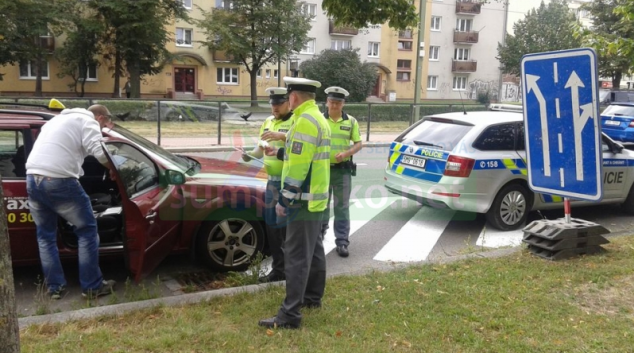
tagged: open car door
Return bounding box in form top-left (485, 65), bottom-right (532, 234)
top-left (102, 141), bottom-right (184, 282)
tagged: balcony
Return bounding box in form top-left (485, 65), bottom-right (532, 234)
top-left (453, 31), bottom-right (479, 44)
top-left (212, 50), bottom-right (233, 62)
top-left (456, 0), bottom-right (482, 15)
top-left (39, 36), bottom-right (55, 53)
top-left (329, 20), bottom-right (358, 36)
top-left (452, 60), bottom-right (477, 73)
top-left (398, 29), bottom-right (414, 39)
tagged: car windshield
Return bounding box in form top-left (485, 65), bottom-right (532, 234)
top-left (107, 124), bottom-right (196, 174)
top-left (602, 105), bottom-right (634, 117)
top-left (395, 119), bottom-right (473, 151)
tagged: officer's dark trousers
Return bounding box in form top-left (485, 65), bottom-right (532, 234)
top-left (277, 203), bottom-right (326, 325)
top-left (323, 168), bottom-right (352, 246)
top-left (264, 180), bottom-right (286, 277)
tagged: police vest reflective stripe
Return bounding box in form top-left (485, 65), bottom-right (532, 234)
top-left (325, 113), bottom-right (361, 164)
top-left (279, 100), bottom-right (331, 212)
top-left (259, 115), bottom-right (293, 177)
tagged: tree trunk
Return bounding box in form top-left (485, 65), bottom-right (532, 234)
top-left (612, 71), bottom-right (622, 90)
top-left (0, 175), bottom-right (20, 352)
top-left (250, 71), bottom-right (258, 107)
top-left (34, 53), bottom-right (43, 97)
top-left (113, 50), bottom-right (122, 98)
top-left (128, 61), bottom-right (141, 99)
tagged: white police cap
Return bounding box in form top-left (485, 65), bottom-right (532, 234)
top-left (265, 87), bottom-right (288, 104)
top-left (325, 86), bottom-right (350, 101)
top-left (283, 77), bottom-right (321, 93)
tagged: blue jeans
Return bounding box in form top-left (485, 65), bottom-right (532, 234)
top-left (26, 175), bottom-right (104, 292)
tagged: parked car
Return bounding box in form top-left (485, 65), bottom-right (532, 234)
top-left (600, 102), bottom-right (634, 143)
top-left (384, 110), bottom-right (634, 230)
top-left (1, 100), bottom-right (268, 281)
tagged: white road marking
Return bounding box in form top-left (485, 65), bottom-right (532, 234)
top-left (373, 206), bottom-right (454, 262)
top-left (558, 133), bottom-right (563, 153)
top-left (553, 62), bottom-right (558, 83)
top-left (476, 226), bottom-right (524, 248)
top-left (560, 167), bottom-right (565, 187)
top-left (556, 98), bottom-right (561, 118)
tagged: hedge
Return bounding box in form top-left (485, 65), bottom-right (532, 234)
top-left (319, 103), bottom-right (488, 122)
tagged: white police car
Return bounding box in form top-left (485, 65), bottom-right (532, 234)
top-left (384, 110), bottom-right (634, 230)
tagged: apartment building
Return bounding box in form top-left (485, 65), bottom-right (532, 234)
top-left (425, 0), bottom-right (506, 101)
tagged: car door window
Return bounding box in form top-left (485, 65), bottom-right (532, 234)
top-left (473, 123), bottom-right (516, 151)
top-left (0, 130), bottom-right (25, 178)
top-left (106, 142), bottom-right (159, 196)
top-left (515, 123), bottom-right (525, 151)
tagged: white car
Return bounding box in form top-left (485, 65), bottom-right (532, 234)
top-left (384, 110), bottom-right (634, 230)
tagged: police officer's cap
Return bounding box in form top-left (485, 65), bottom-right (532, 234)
top-left (284, 77), bottom-right (321, 93)
top-left (325, 86), bottom-right (350, 101)
top-left (265, 87), bottom-right (288, 105)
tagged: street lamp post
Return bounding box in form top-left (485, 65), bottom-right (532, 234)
top-left (413, 0), bottom-right (427, 122)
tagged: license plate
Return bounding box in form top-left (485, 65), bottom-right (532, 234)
top-left (401, 155), bottom-right (426, 168)
top-left (605, 120), bottom-right (621, 126)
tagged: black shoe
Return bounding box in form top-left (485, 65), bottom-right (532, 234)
top-left (82, 279), bottom-right (116, 299)
top-left (258, 316), bottom-right (300, 329)
top-left (49, 286), bottom-right (66, 300)
top-left (336, 245), bottom-right (349, 257)
top-left (258, 273), bottom-right (286, 283)
top-left (301, 302), bottom-right (322, 309)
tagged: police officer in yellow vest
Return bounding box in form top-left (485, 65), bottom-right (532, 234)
top-left (259, 77), bottom-right (331, 329)
top-left (242, 87), bottom-right (293, 283)
top-left (322, 86), bottom-right (362, 257)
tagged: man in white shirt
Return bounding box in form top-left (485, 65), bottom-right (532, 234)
top-left (26, 104), bottom-right (116, 299)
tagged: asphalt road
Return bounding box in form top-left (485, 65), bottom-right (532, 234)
top-left (12, 149), bottom-right (634, 318)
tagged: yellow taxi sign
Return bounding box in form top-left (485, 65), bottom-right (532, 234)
top-left (48, 98), bottom-right (65, 111)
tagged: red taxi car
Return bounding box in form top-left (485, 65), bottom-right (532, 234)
top-left (2, 100), bottom-right (268, 281)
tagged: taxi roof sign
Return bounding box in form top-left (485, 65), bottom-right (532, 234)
top-left (48, 98), bottom-right (65, 111)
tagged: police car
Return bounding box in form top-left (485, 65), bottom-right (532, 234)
top-left (384, 109), bottom-right (634, 230)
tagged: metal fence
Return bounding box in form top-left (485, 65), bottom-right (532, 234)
top-left (0, 97), bottom-right (488, 148)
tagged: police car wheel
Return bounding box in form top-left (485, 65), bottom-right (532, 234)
top-left (622, 184), bottom-right (634, 215)
top-left (195, 213), bottom-right (265, 272)
top-left (486, 183), bottom-right (532, 231)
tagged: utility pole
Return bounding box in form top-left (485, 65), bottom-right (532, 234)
top-left (498, 0), bottom-right (510, 103)
top-left (413, 0), bottom-right (427, 122)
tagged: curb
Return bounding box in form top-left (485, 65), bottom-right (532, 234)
top-left (164, 142), bottom-right (392, 153)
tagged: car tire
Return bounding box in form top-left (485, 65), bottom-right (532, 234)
top-left (195, 212), bottom-right (265, 272)
top-left (486, 183), bottom-right (532, 231)
top-left (621, 185), bottom-right (634, 215)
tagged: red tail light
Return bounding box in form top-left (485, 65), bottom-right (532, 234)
top-left (444, 155), bottom-right (475, 178)
top-left (628, 121), bottom-right (634, 127)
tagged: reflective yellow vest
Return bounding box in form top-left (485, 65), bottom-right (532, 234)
top-left (325, 112), bottom-right (361, 164)
top-left (280, 100), bottom-right (331, 212)
top-left (259, 113), bottom-right (293, 179)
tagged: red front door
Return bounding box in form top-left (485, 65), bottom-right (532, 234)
top-left (372, 74), bottom-right (381, 96)
top-left (174, 67), bottom-right (196, 93)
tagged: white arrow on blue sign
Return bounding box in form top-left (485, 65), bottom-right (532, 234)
top-left (521, 48), bottom-right (603, 201)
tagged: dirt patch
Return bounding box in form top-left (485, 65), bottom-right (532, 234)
top-left (572, 275), bottom-right (634, 318)
top-left (174, 271), bottom-right (229, 293)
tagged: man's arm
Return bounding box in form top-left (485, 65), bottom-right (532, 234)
top-left (278, 118), bottom-right (317, 207)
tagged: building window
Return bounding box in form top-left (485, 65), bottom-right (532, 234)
top-left (454, 48), bottom-right (470, 61)
top-left (396, 72), bottom-right (410, 81)
top-left (429, 46), bottom-right (440, 61)
top-left (301, 38), bottom-right (315, 54)
top-left (398, 29), bottom-right (413, 39)
top-left (331, 40), bottom-right (351, 51)
top-left (396, 60), bottom-right (411, 70)
top-left (431, 16), bottom-right (442, 31)
top-left (368, 42), bottom-right (380, 57)
top-left (456, 18), bottom-right (472, 32)
top-left (78, 64), bottom-right (98, 81)
top-left (427, 76), bottom-right (438, 90)
top-left (274, 69), bottom-right (278, 78)
top-left (217, 67), bottom-right (238, 84)
top-left (453, 76), bottom-right (467, 90)
top-left (220, 0), bottom-right (233, 9)
top-left (398, 41), bottom-right (412, 50)
top-left (265, 69), bottom-right (271, 79)
top-left (181, 0), bottom-right (192, 9)
top-left (176, 28), bottom-right (192, 46)
top-left (301, 3), bottom-right (316, 18)
top-left (257, 69), bottom-right (262, 78)
top-left (19, 60), bottom-right (49, 79)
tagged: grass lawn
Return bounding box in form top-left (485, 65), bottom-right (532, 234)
top-left (20, 236), bottom-right (634, 353)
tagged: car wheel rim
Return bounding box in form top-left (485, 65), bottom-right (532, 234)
top-left (206, 218), bottom-right (258, 268)
top-left (499, 190), bottom-right (526, 226)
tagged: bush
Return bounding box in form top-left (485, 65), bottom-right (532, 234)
top-left (320, 103), bottom-right (488, 122)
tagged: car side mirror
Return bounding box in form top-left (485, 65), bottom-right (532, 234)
top-left (613, 142), bottom-right (624, 154)
top-left (163, 170), bottom-right (186, 185)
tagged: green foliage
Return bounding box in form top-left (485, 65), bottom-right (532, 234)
top-left (299, 49), bottom-right (378, 103)
top-left (321, 0), bottom-right (418, 30)
top-left (477, 91), bottom-right (491, 106)
top-left (497, 0), bottom-right (582, 76)
top-left (322, 103), bottom-right (487, 122)
top-left (614, 0), bottom-right (634, 79)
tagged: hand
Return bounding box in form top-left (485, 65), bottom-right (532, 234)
top-left (264, 146), bottom-right (278, 157)
top-left (261, 131), bottom-right (286, 142)
top-left (335, 152), bottom-right (347, 163)
top-left (241, 153), bottom-right (252, 162)
top-left (276, 203), bottom-right (287, 217)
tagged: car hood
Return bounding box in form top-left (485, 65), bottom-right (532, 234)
top-left (185, 155), bottom-right (268, 188)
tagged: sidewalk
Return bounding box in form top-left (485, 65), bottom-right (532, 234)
top-left (147, 133), bottom-right (399, 153)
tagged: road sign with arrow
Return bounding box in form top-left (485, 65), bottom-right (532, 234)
top-left (521, 48), bottom-right (602, 201)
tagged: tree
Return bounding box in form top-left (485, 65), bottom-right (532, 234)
top-left (299, 49), bottom-right (378, 103)
top-left (0, 176), bottom-right (20, 353)
top-left (322, 0), bottom-right (418, 30)
top-left (614, 0), bottom-right (634, 80)
top-left (576, 0), bottom-right (634, 89)
top-left (497, 0), bottom-right (581, 76)
top-left (88, 0), bottom-right (188, 98)
top-left (197, 0), bottom-right (311, 107)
